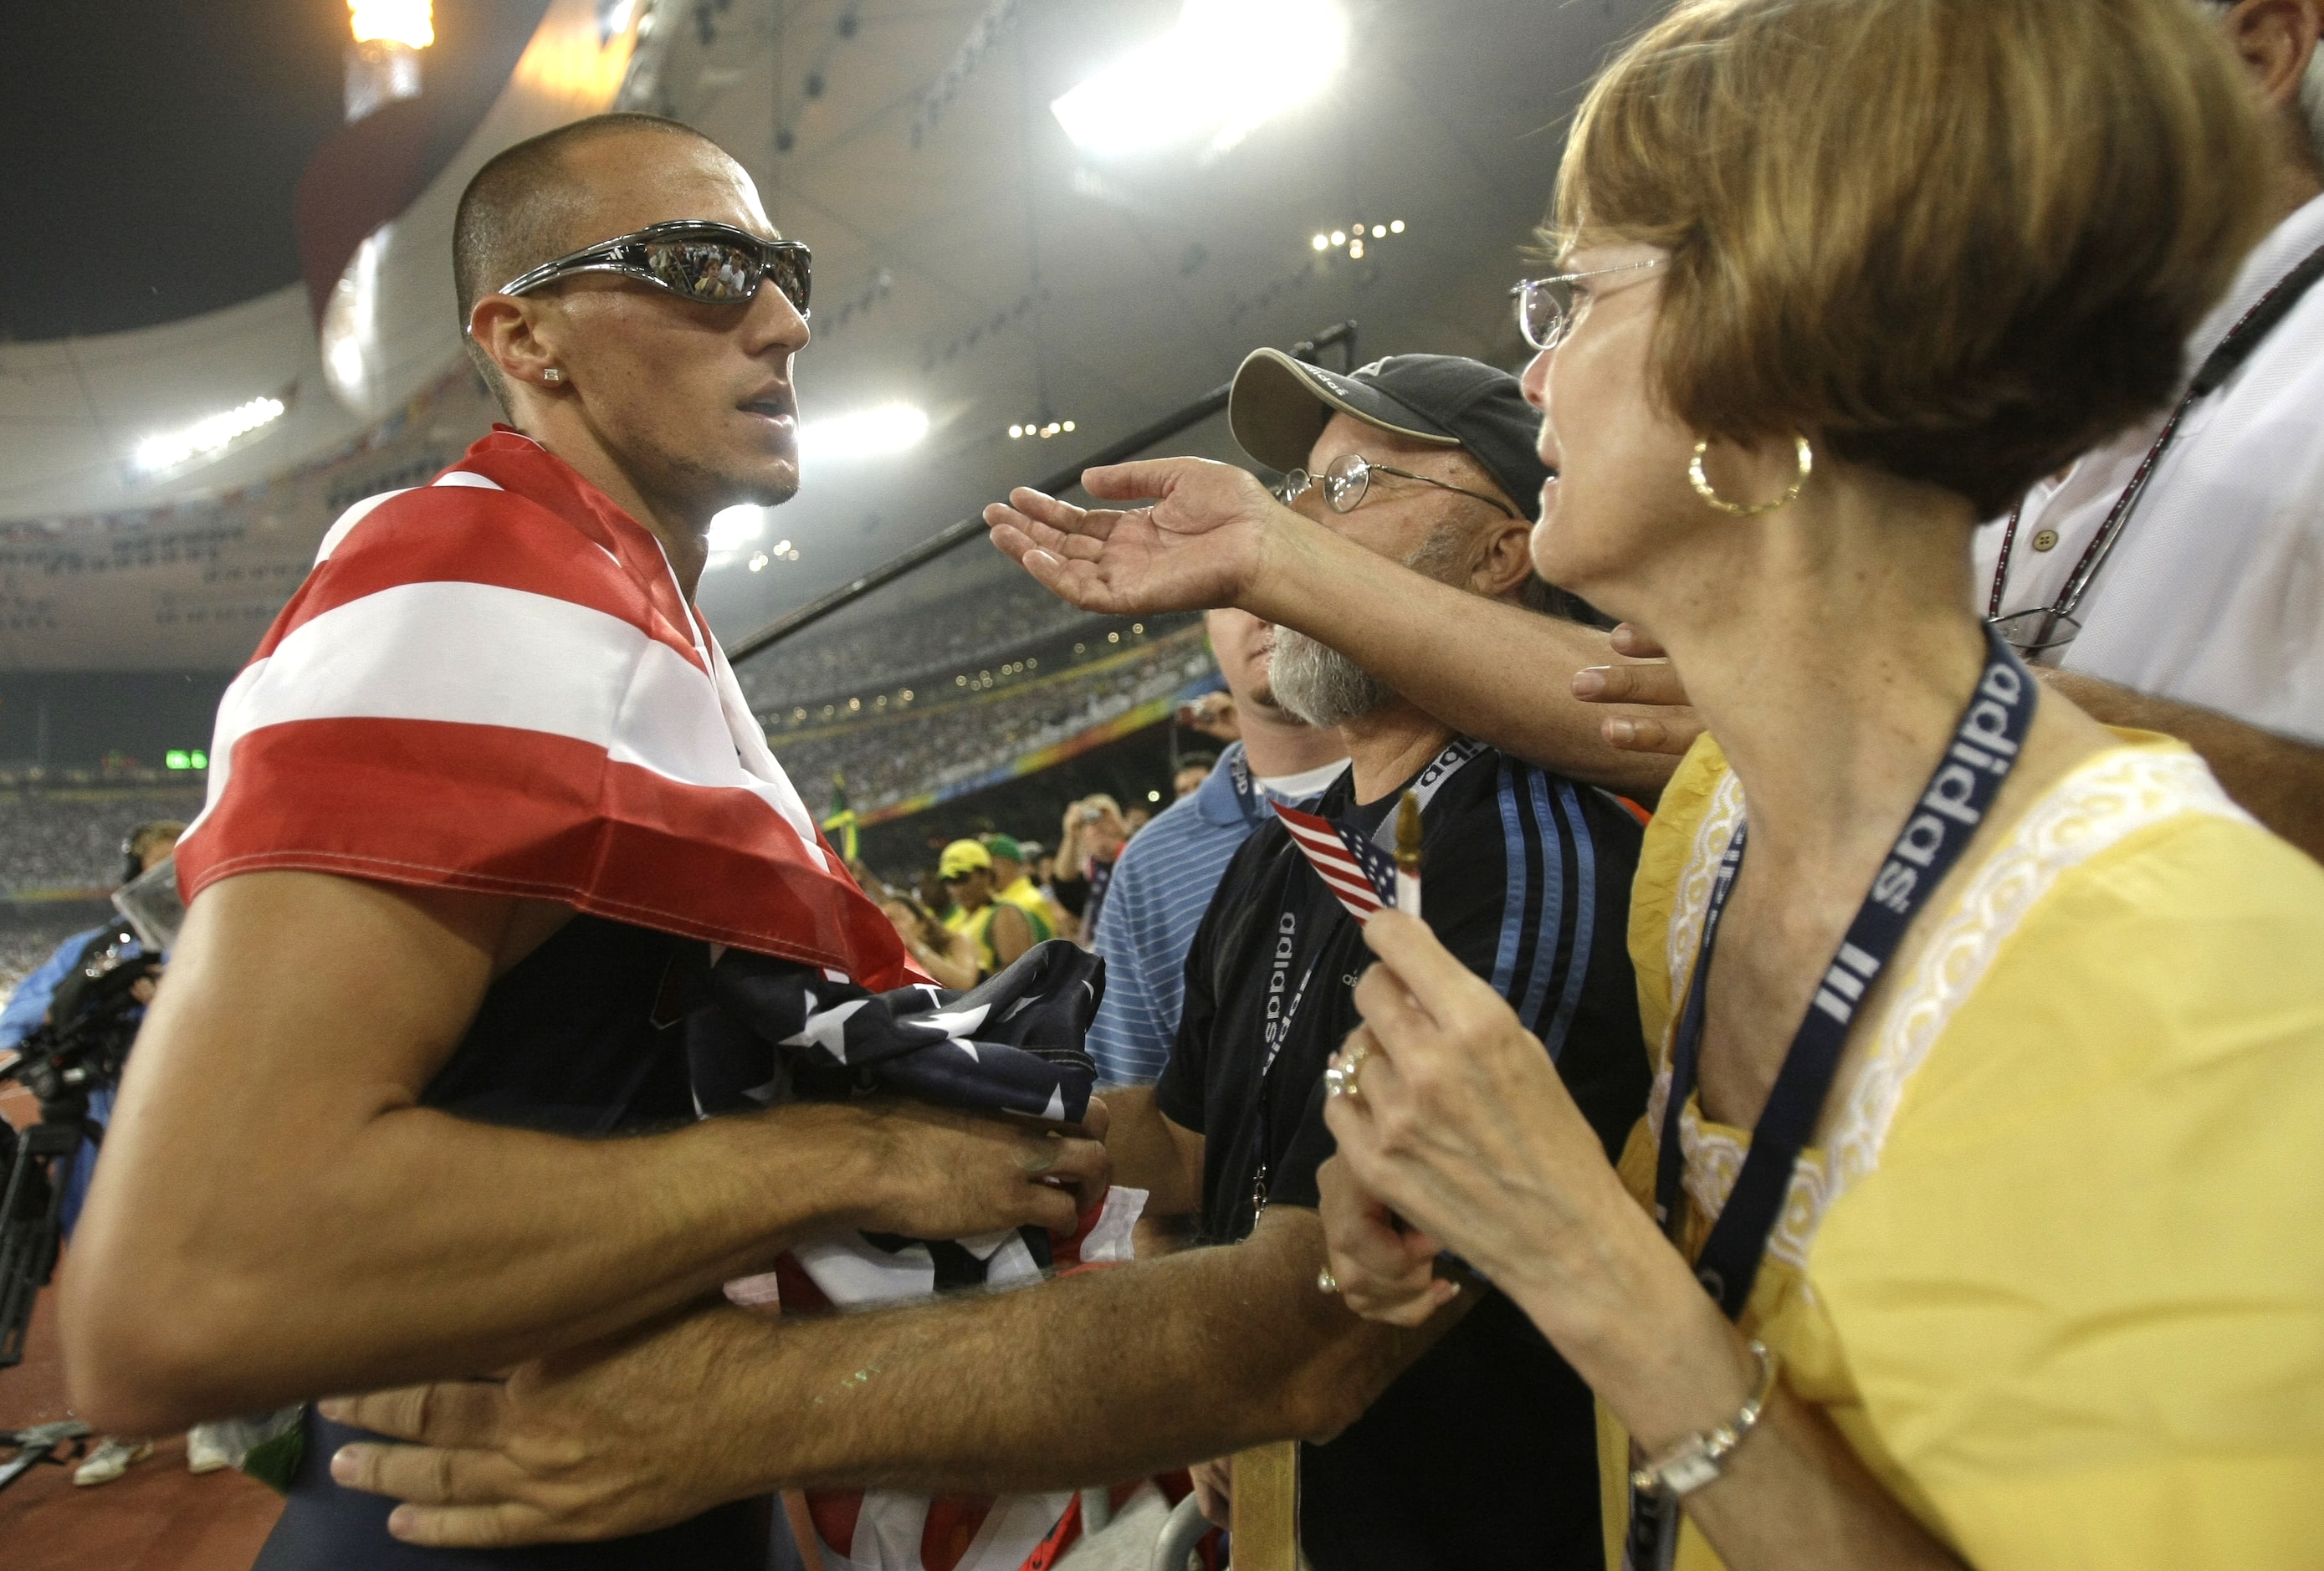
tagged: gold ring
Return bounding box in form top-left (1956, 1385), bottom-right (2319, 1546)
top-left (1317, 1267), bottom-right (1340, 1295)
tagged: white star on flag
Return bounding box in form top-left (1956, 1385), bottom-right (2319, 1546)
top-left (782, 995), bottom-right (871, 1062)
top-left (913, 1004), bottom-right (993, 1038)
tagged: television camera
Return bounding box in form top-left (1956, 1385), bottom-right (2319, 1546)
top-left (0, 918), bottom-right (158, 1372)
top-left (0, 853), bottom-right (180, 1375)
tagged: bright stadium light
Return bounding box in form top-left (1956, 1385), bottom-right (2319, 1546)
top-left (134, 395), bottom-right (288, 475)
top-left (708, 506), bottom-right (766, 551)
top-left (349, 0), bottom-right (433, 49)
top-left (1051, 0), bottom-right (1347, 161)
top-left (799, 402), bottom-right (930, 462)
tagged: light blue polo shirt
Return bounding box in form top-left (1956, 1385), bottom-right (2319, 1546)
top-left (1085, 743), bottom-right (1345, 1085)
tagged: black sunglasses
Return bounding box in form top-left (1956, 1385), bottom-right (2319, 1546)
top-left (495, 220), bottom-right (811, 316)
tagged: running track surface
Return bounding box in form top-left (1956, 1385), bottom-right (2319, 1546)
top-left (2, 1081), bottom-right (283, 1570)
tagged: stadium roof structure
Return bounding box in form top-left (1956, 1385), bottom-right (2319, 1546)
top-left (0, 0), bottom-right (1661, 675)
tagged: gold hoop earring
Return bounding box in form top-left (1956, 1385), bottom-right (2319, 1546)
top-left (1688, 434), bottom-right (1813, 517)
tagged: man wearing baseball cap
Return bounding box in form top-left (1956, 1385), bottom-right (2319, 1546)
top-left (1226, 347), bottom-right (1570, 591)
top-left (935, 837), bottom-right (1043, 979)
top-left (1078, 348), bottom-right (1579, 1098)
top-left (980, 833), bottom-right (1064, 944)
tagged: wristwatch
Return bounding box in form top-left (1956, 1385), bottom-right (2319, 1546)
top-left (1629, 1339), bottom-right (1780, 1498)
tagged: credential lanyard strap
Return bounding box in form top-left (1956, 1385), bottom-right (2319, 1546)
top-left (1653, 625), bottom-right (2038, 1318)
top-left (1986, 240), bottom-right (2324, 635)
top-left (1246, 739), bottom-right (1473, 1231)
top-left (1625, 627), bottom-right (2035, 1571)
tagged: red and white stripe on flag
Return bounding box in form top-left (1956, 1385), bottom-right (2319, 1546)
top-left (1272, 801), bottom-right (1398, 925)
top-left (173, 428), bottom-right (914, 989)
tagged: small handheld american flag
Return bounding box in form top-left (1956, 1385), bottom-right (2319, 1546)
top-left (1274, 801), bottom-right (1401, 924)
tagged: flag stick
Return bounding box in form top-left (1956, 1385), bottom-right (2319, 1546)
top-left (1393, 788), bottom-right (1422, 920)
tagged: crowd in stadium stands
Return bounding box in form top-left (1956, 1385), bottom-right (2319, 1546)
top-left (0, 791), bottom-right (204, 896)
top-left (735, 576), bottom-right (1107, 713)
top-left (773, 632), bottom-right (1213, 811)
top-left (852, 796), bottom-right (1143, 987)
top-left (0, 792), bottom-right (201, 990)
top-left (0, 912), bottom-right (110, 997)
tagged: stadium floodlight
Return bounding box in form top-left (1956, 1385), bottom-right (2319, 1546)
top-left (1051, 0), bottom-right (1347, 161)
top-left (133, 396), bottom-right (287, 475)
top-left (349, 0), bottom-right (433, 49)
top-left (799, 402), bottom-right (930, 461)
top-left (708, 505), bottom-right (766, 552)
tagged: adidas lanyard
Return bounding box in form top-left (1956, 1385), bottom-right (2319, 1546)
top-left (1626, 627), bottom-right (2037, 1571)
top-left (1986, 241), bottom-right (2324, 652)
top-left (1242, 738), bottom-right (1482, 1231)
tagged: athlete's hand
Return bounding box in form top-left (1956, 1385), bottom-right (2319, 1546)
top-left (1569, 623), bottom-right (1702, 757)
top-left (1314, 1154), bottom-right (1451, 1329)
top-left (325, 1308), bottom-right (763, 1547)
top-left (842, 1098), bottom-right (1112, 1240)
top-left (983, 457), bottom-right (1289, 617)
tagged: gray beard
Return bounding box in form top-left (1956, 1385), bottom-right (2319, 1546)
top-left (1269, 627), bottom-right (1392, 728)
top-left (1267, 525), bottom-right (1471, 728)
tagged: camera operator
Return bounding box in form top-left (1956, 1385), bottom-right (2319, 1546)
top-left (0, 820), bottom-right (222, 1484)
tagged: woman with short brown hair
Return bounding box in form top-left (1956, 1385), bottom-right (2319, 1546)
top-left (1295, 1), bottom-right (2324, 1567)
top-left (988, 0), bottom-right (2324, 1564)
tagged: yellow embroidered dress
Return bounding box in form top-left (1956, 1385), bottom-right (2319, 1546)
top-left (1600, 734), bottom-right (2324, 1570)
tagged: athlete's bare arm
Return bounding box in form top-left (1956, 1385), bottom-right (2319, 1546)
top-left (1088, 1085), bottom-right (1204, 1214)
top-left (61, 870), bottom-right (1108, 1435)
top-left (328, 1202), bottom-right (1466, 1548)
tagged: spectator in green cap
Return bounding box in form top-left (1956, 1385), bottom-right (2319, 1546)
top-left (982, 833), bottom-right (1062, 946)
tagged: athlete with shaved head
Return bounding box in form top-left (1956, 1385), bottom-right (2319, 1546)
top-left (61, 114), bottom-right (1106, 1569)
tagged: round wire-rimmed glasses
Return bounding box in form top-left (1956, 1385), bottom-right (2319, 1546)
top-left (1272, 451), bottom-right (1516, 518)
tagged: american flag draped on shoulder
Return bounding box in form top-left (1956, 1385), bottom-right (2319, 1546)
top-left (172, 428), bottom-right (913, 989)
top-left (176, 432), bottom-right (1135, 1569)
top-left (690, 938), bottom-right (1143, 1571)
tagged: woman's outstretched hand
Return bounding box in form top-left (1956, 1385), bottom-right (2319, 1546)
top-left (1318, 910), bottom-right (1651, 1349)
top-left (981, 456), bottom-right (1290, 617)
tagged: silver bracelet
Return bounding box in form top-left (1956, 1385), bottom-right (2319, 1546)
top-left (1629, 1339), bottom-right (1780, 1499)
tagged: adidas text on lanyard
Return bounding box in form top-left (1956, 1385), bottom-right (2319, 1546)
top-left (1625, 626), bottom-right (2037, 1569)
top-left (1246, 739), bottom-right (1479, 1223)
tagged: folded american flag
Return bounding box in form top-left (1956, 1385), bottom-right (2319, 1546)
top-left (686, 939), bottom-right (1106, 1126)
top-left (172, 428), bottom-right (912, 989)
top-left (693, 939), bottom-right (1142, 1571)
top-left (1272, 801), bottom-right (1399, 924)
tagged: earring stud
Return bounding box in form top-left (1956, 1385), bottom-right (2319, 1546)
top-left (541, 367), bottom-right (564, 384)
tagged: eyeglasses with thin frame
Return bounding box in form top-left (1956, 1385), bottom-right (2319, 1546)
top-left (1272, 450), bottom-right (1517, 519)
top-left (492, 219), bottom-right (812, 318)
top-left (1510, 258), bottom-right (1666, 351)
